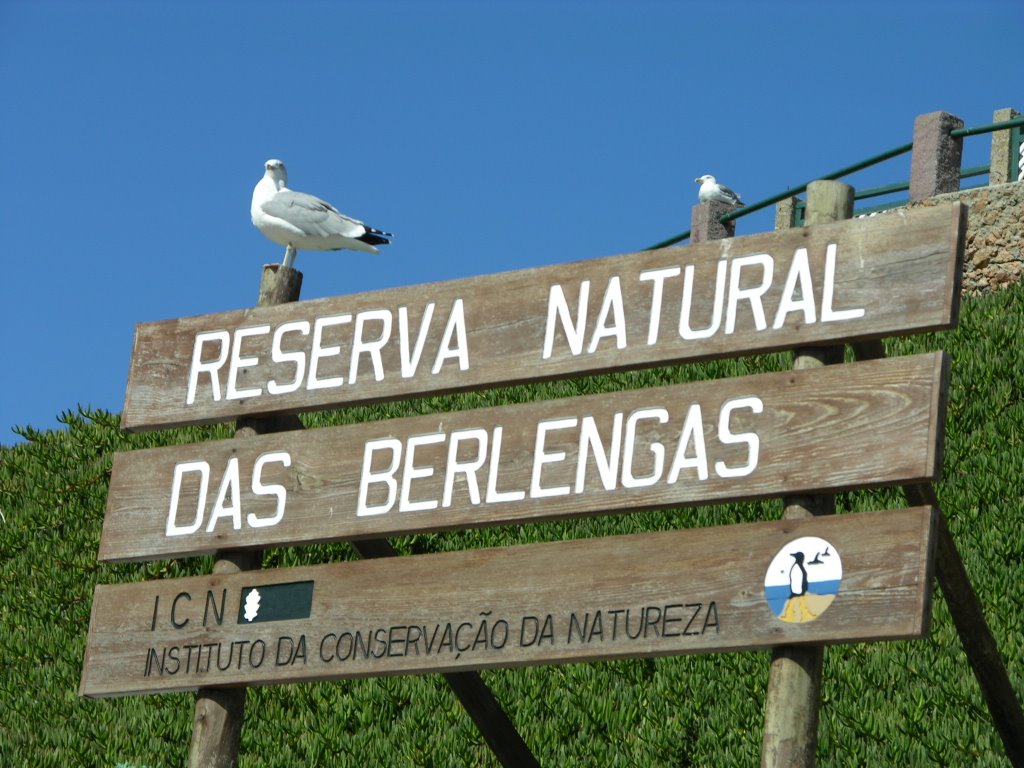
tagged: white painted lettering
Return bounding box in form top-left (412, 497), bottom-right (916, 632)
top-left (399, 433), bottom-right (446, 512)
top-left (432, 299), bottom-right (469, 373)
top-left (485, 426), bottom-right (526, 503)
top-left (772, 247), bottom-right (816, 329)
top-left (542, 281), bottom-right (590, 359)
top-left (356, 438), bottom-right (402, 516)
top-left (350, 309), bottom-right (392, 383)
top-left (227, 325), bottom-right (271, 400)
top-left (726, 254), bottom-right (773, 334)
top-left (715, 396), bottom-right (763, 478)
top-left (679, 260), bottom-right (727, 340)
top-left (205, 457), bottom-right (242, 532)
top-left (530, 418), bottom-right (577, 498)
top-left (640, 266), bottom-right (681, 344)
top-left (247, 451), bottom-right (291, 528)
top-left (575, 413), bottom-right (623, 493)
top-left (667, 403), bottom-right (710, 483)
top-left (398, 304), bottom-right (435, 378)
top-left (621, 408), bottom-right (669, 488)
top-left (186, 330), bottom-right (230, 405)
top-left (268, 320), bottom-right (310, 395)
top-left (307, 314), bottom-right (352, 390)
top-left (586, 277), bottom-right (627, 353)
top-left (442, 428), bottom-right (488, 507)
top-left (166, 460), bottom-right (211, 536)
top-left (821, 243), bottom-right (866, 322)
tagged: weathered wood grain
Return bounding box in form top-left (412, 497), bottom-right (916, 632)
top-left (100, 352), bottom-right (949, 562)
top-left (80, 506), bottom-right (937, 698)
top-left (120, 203), bottom-right (966, 431)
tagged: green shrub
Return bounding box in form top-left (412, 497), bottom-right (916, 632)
top-left (1, 286), bottom-right (1020, 766)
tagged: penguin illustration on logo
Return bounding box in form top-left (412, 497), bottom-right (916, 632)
top-left (764, 537), bottom-right (842, 624)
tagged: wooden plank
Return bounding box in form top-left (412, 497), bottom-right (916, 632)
top-left (101, 352), bottom-right (949, 562)
top-left (120, 203), bottom-right (966, 431)
top-left (80, 506), bottom-right (937, 698)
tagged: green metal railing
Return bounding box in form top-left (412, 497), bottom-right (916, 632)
top-left (646, 115), bottom-right (1024, 249)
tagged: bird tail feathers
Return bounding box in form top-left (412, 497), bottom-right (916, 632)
top-left (359, 227), bottom-right (392, 247)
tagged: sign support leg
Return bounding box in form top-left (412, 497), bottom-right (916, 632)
top-left (352, 538), bottom-right (541, 767)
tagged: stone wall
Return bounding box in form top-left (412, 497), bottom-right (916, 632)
top-left (901, 181), bottom-right (1024, 296)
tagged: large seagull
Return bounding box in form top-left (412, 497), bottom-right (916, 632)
top-left (695, 174), bottom-right (745, 206)
top-left (251, 159), bottom-right (392, 268)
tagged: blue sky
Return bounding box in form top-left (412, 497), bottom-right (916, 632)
top-left (2, 0), bottom-right (1020, 444)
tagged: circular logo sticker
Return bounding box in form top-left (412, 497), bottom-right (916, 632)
top-left (764, 537), bottom-right (842, 623)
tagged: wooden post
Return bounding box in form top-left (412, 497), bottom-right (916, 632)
top-left (761, 180), bottom-right (853, 768)
top-left (910, 111), bottom-right (964, 201)
top-left (188, 263), bottom-right (303, 768)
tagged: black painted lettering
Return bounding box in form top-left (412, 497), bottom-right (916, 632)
top-left (405, 625), bottom-right (422, 656)
top-left (608, 608), bottom-right (626, 640)
top-left (319, 633), bottom-right (336, 662)
top-left (625, 608), bottom-right (644, 640)
top-left (683, 603), bottom-right (703, 636)
top-left (568, 611), bottom-right (587, 643)
top-left (276, 635), bottom-right (296, 666)
top-left (703, 601), bottom-right (720, 634)
top-left (336, 632), bottom-right (354, 661)
top-left (166, 645), bottom-right (181, 675)
top-left (519, 616), bottom-right (540, 646)
top-left (438, 623), bottom-right (455, 654)
top-left (203, 589), bottom-right (227, 627)
top-left (145, 647), bottom-right (161, 676)
top-left (171, 591), bottom-right (191, 629)
top-left (216, 641), bottom-right (237, 671)
top-left (662, 603), bottom-right (684, 637)
top-left (249, 639), bottom-right (266, 668)
top-left (183, 643), bottom-right (198, 671)
top-left (387, 625), bottom-right (407, 657)
top-left (644, 605), bottom-right (662, 638)
top-left (234, 639), bottom-right (250, 670)
top-left (372, 628), bottom-right (388, 659)
top-left (201, 642), bottom-right (217, 672)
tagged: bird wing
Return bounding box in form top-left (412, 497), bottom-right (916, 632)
top-left (717, 184), bottom-right (742, 204)
top-left (260, 189), bottom-right (367, 238)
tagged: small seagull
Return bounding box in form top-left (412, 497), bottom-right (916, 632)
top-left (695, 174), bottom-right (744, 206)
top-left (251, 159), bottom-right (392, 269)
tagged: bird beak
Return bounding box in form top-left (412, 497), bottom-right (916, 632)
top-left (694, 177), bottom-right (702, 183)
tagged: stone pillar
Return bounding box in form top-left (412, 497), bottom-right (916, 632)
top-left (989, 107), bottom-right (1021, 185)
top-left (909, 111), bottom-right (964, 201)
top-left (775, 197), bottom-right (798, 230)
top-left (690, 199), bottom-right (736, 243)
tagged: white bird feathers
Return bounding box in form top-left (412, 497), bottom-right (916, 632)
top-left (251, 159), bottom-right (392, 268)
top-left (695, 174), bottom-right (744, 206)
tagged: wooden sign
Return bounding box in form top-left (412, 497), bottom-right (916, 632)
top-left (81, 506), bottom-right (937, 698)
top-left (120, 203), bottom-right (965, 431)
top-left (100, 352), bottom-right (949, 562)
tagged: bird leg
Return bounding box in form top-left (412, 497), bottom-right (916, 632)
top-left (282, 245), bottom-right (297, 269)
